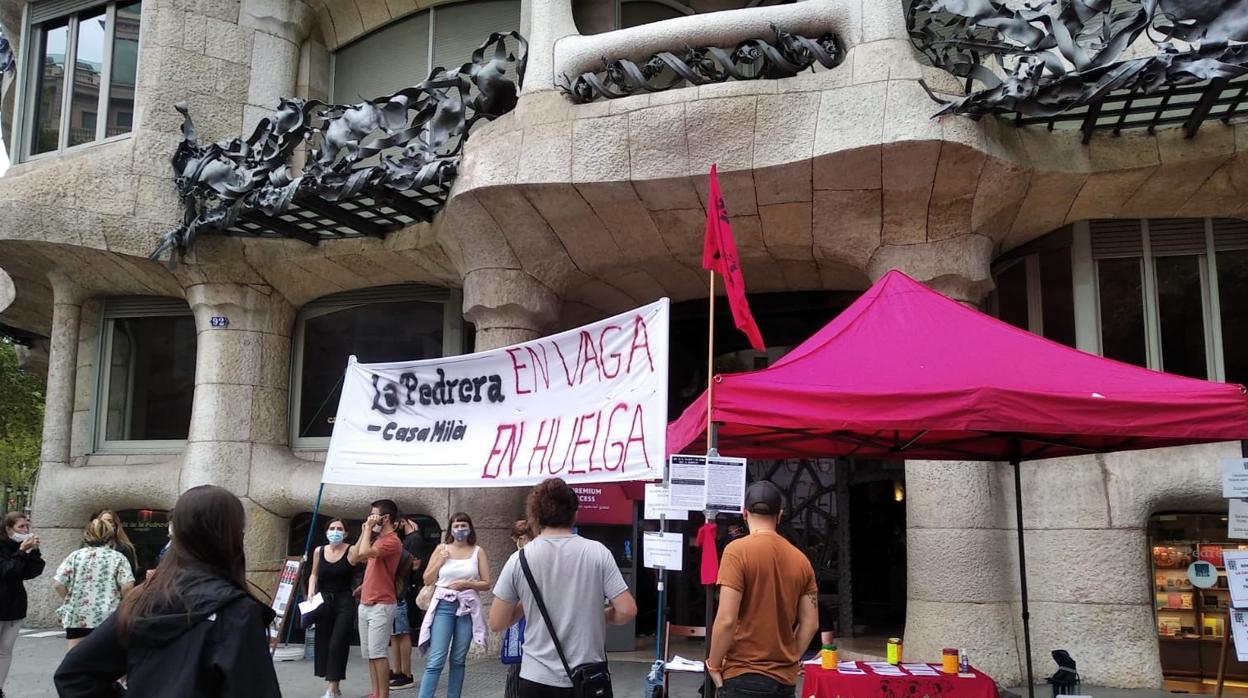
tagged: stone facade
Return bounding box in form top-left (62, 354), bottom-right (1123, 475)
top-left (0, 0), bottom-right (1244, 687)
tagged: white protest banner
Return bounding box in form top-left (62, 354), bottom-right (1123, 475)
top-left (706, 455), bottom-right (747, 513)
top-left (644, 483), bottom-right (688, 521)
top-left (1232, 498), bottom-right (1248, 540)
top-left (669, 455), bottom-right (708, 510)
top-left (322, 299), bottom-right (669, 488)
top-left (1224, 550), bottom-right (1248, 609)
top-left (643, 531), bottom-right (684, 571)
top-left (1223, 459), bottom-right (1248, 498)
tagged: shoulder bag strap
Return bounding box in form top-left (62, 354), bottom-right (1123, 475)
top-left (518, 548), bottom-right (575, 680)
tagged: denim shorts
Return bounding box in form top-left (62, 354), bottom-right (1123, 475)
top-left (393, 598), bottom-right (412, 635)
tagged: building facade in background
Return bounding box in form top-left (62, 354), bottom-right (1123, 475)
top-left (0, 0), bottom-right (1246, 687)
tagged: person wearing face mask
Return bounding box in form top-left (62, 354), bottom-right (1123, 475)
top-left (1, 512), bottom-right (45, 698)
top-left (308, 518), bottom-right (357, 698)
top-left (417, 512), bottom-right (491, 698)
top-left (349, 499), bottom-right (403, 698)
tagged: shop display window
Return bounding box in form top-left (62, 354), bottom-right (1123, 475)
top-left (1150, 513), bottom-right (1248, 682)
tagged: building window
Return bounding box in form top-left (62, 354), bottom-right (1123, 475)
top-left (994, 218), bottom-right (1248, 384)
top-left (988, 234), bottom-right (1077, 348)
top-left (20, 0), bottom-right (141, 159)
top-left (330, 0), bottom-right (519, 103)
top-left (291, 286), bottom-right (466, 447)
top-left (572, 0), bottom-right (769, 34)
top-left (1096, 257), bottom-right (1147, 367)
top-left (96, 297), bottom-right (196, 449)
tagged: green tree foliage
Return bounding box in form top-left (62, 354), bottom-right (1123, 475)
top-left (0, 340), bottom-right (44, 505)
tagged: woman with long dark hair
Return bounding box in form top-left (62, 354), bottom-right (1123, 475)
top-left (308, 517), bottom-right (357, 698)
top-left (54, 485), bottom-right (280, 697)
top-left (417, 512), bottom-right (490, 698)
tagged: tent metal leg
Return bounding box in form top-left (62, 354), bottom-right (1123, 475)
top-left (1012, 459), bottom-right (1036, 698)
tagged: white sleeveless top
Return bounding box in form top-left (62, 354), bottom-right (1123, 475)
top-left (436, 546), bottom-right (480, 586)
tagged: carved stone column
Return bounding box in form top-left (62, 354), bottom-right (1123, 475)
top-left (184, 282), bottom-right (296, 584)
top-left (876, 237), bottom-right (1025, 682)
top-left (459, 266), bottom-right (563, 650)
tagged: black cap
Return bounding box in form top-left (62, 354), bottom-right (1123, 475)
top-left (744, 481), bottom-right (784, 515)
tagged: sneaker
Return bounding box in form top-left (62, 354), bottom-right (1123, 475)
top-left (390, 673), bottom-right (415, 689)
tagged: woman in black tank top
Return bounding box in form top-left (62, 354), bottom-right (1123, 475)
top-left (308, 519), bottom-right (358, 697)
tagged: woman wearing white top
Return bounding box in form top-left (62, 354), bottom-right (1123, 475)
top-left (417, 513), bottom-right (490, 698)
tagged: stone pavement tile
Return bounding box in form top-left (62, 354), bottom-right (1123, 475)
top-left (6, 631), bottom-right (689, 698)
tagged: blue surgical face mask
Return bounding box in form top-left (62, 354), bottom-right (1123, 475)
top-left (452, 528), bottom-right (471, 542)
top-left (326, 530), bottom-right (345, 545)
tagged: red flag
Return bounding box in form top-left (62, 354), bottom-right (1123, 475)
top-left (703, 164), bottom-right (766, 352)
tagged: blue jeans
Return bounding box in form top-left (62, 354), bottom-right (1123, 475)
top-left (418, 598), bottom-right (472, 698)
top-left (719, 673), bottom-right (796, 698)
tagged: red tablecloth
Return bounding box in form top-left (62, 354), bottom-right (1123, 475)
top-left (801, 662), bottom-right (999, 698)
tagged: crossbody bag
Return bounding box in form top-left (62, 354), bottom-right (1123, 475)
top-left (518, 548), bottom-right (613, 698)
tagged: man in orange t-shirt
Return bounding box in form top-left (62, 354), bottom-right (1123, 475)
top-left (707, 481), bottom-right (819, 697)
top-left (349, 498), bottom-right (403, 698)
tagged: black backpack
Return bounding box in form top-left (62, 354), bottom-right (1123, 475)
top-left (1046, 649), bottom-right (1079, 692)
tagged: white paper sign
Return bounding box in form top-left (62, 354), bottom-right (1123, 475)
top-left (1223, 459), bottom-right (1248, 498)
top-left (644, 483), bottom-right (688, 520)
top-left (322, 300), bottom-right (670, 488)
top-left (643, 531), bottom-right (684, 571)
top-left (1231, 499), bottom-right (1248, 540)
top-left (706, 455), bottom-right (747, 513)
top-left (1224, 550), bottom-right (1248, 609)
top-left (668, 455), bottom-right (708, 510)
top-left (1234, 610), bottom-right (1248, 661)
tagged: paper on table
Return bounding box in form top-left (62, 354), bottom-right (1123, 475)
top-left (902, 663), bottom-right (939, 676)
top-left (957, 673), bottom-right (976, 678)
top-left (836, 662), bottom-right (867, 675)
top-left (297, 592), bottom-right (323, 617)
top-left (665, 655), bottom-right (704, 672)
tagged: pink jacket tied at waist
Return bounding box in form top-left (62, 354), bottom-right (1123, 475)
top-left (418, 586), bottom-right (487, 654)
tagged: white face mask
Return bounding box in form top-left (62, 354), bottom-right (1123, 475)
top-left (10, 532), bottom-right (32, 543)
top-left (372, 525), bottom-right (382, 534)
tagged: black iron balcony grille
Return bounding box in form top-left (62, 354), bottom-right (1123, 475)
top-left (909, 0), bottom-right (1248, 141)
top-left (153, 31), bottom-right (525, 263)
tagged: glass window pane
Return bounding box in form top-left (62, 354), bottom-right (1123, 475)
top-left (1155, 255), bottom-right (1208, 379)
top-left (299, 301), bottom-right (444, 438)
top-left (32, 20), bottom-right (69, 155)
top-left (1218, 250), bottom-right (1248, 386)
top-left (332, 12), bottom-right (429, 102)
top-left (69, 10), bottom-right (106, 147)
top-left (1040, 247), bottom-right (1075, 347)
top-left (106, 1), bottom-right (141, 137)
top-left (1097, 258), bottom-right (1147, 367)
top-left (429, 0), bottom-right (520, 74)
top-left (994, 261), bottom-right (1028, 330)
top-left (104, 316), bottom-right (197, 440)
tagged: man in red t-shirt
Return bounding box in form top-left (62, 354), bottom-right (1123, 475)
top-left (350, 498), bottom-right (403, 698)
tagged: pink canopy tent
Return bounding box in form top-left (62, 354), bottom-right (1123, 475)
top-left (668, 269), bottom-right (1248, 692)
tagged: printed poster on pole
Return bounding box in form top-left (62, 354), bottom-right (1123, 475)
top-left (321, 300), bottom-right (670, 488)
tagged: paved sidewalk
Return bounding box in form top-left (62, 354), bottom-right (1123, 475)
top-left (4, 629), bottom-right (704, 697)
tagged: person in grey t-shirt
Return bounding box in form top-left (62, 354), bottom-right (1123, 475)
top-left (490, 478), bottom-right (637, 698)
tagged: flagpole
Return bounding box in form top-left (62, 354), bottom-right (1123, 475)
top-left (707, 270), bottom-right (716, 448)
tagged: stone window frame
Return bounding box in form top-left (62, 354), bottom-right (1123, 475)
top-left (91, 296), bottom-right (195, 454)
top-left (12, 0), bottom-right (141, 163)
top-left (991, 218), bottom-right (1248, 383)
top-left (289, 284), bottom-right (465, 451)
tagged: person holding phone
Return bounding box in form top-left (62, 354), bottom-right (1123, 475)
top-left (1, 512), bottom-right (44, 698)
